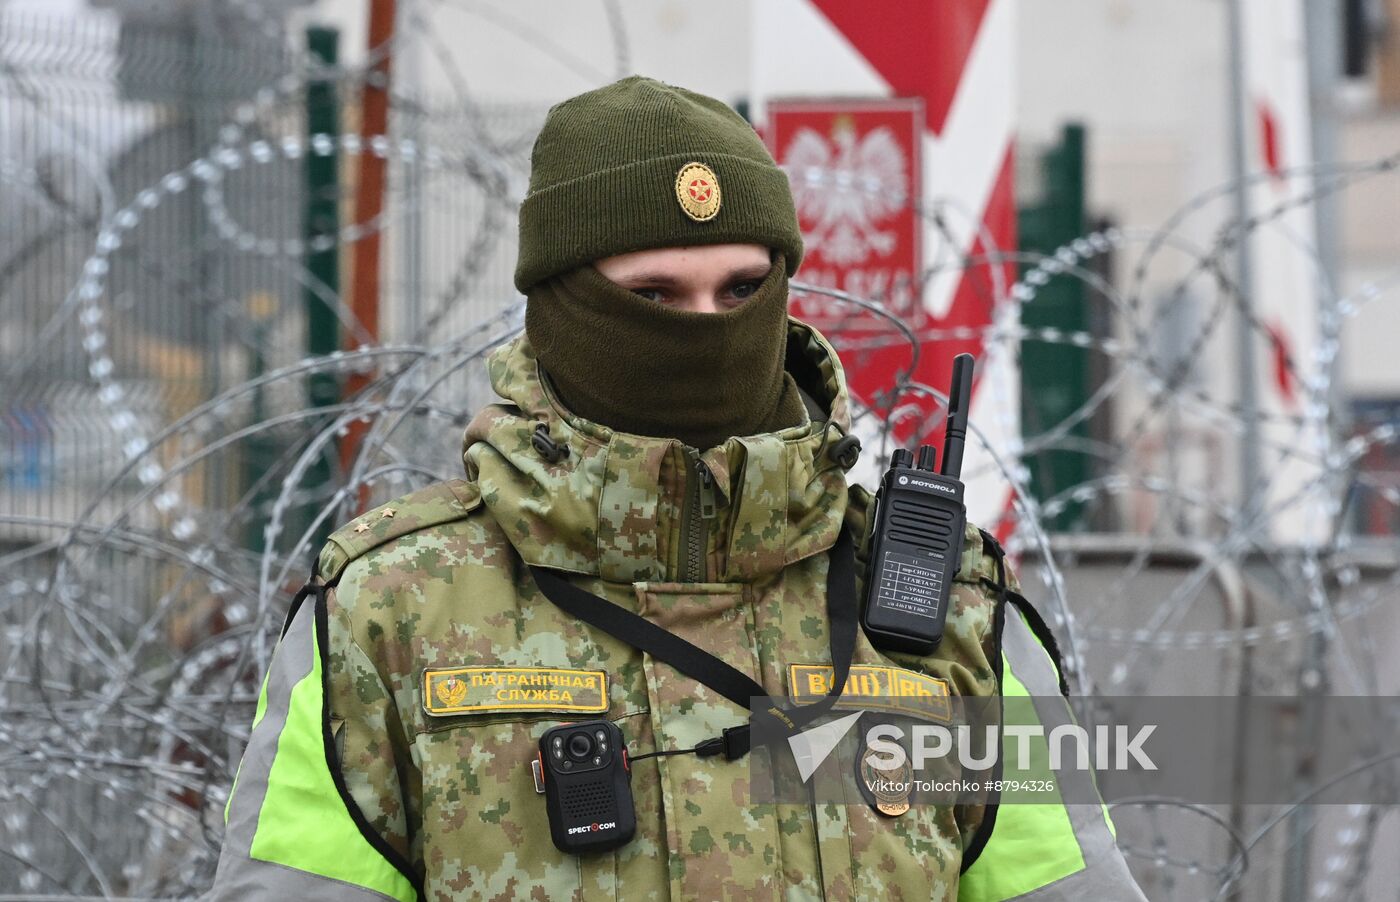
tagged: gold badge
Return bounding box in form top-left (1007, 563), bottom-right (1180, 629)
top-left (675, 162), bottom-right (721, 221)
top-left (434, 676), bottom-right (468, 709)
top-left (858, 735), bottom-right (914, 817)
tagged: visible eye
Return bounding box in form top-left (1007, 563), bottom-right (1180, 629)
top-left (632, 288), bottom-right (666, 303)
top-left (728, 280), bottom-right (762, 301)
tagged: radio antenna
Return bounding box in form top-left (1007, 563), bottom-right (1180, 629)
top-left (939, 353), bottom-right (975, 479)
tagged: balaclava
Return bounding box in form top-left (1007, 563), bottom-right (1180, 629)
top-left (516, 76), bottom-right (808, 450)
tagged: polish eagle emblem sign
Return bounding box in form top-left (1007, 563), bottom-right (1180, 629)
top-left (784, 121), bottom-right (908, 265)
top-left (768, 100), bottom-right (922, 325)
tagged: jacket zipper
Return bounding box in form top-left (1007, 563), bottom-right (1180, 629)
top-left (679, 448), bottom-right (716, 582)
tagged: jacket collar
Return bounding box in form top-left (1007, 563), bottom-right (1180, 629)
top-left (462, 317), bottom-right (855, 583)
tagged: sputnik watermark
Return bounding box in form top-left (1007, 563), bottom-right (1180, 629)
top-left (758, 695), bottom-right (1400, 805)
top-left (864, 722), bottom-right (1158, 772)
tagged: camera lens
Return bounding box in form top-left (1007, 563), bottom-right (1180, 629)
top-left (567, 732), bottom-right (594, 760)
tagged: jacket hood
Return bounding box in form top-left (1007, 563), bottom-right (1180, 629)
top-left (461, 317), bottom-right (858, 583)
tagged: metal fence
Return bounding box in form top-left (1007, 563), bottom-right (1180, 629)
top-left (0, 10), bottom-right (542, 895)
top-left (2, 5), bottom-right (1399, 900)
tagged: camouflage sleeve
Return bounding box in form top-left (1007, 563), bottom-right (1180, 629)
top-left (951, 523), bottom-right (1019, 857)
top-left (326, 568), bottom-right (416, 864)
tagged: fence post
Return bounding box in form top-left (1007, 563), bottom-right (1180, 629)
top-left (304, 24), bottom-right (340, 550)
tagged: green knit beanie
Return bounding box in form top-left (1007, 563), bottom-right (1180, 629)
top-left (514, 75), bottom-right (804, 293)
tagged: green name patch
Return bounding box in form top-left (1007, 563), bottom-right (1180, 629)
top-left (422, 666), bottom-right (609, 716)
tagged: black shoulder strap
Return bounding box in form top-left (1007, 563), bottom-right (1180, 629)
top-left (528, 525), bottom-right (859, 759)
top-left (976, 528), bottom-right (1070, 697)
top-left (961, 527), bottom-right (1073, 874)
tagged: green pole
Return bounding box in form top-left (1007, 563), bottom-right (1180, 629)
top-left (1018, 124), bottom-right (1091, 531)
top-left (303, 25), bottom-right (341, 550)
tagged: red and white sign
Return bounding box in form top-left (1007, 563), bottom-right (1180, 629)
top-left (753, 0), bottom-right (1018, 531)
top-left (767, 99), bottom-right (923, 325)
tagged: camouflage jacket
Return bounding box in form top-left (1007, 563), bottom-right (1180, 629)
top-left (215, 316), bottom-right (1070, 902)
top-left (308, 317), bottom-right (1016, 901)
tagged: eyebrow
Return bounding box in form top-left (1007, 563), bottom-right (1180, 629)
top-left (614, 264), bottom-right (772, 286)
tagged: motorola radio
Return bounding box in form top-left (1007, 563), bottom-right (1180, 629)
top-left (860, 353), bottom-right (975, 655)
top-left (534, 720), bottom-right (636, 854)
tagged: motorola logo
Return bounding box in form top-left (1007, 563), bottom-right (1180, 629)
top-left (907, 478), bottom-right (957, 496)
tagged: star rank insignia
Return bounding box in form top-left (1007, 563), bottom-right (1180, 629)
top-left (675, 162), bottom-right (721, 222)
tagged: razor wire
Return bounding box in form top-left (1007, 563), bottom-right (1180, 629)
top-left (1, 3), bottom-right (1398, 900)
